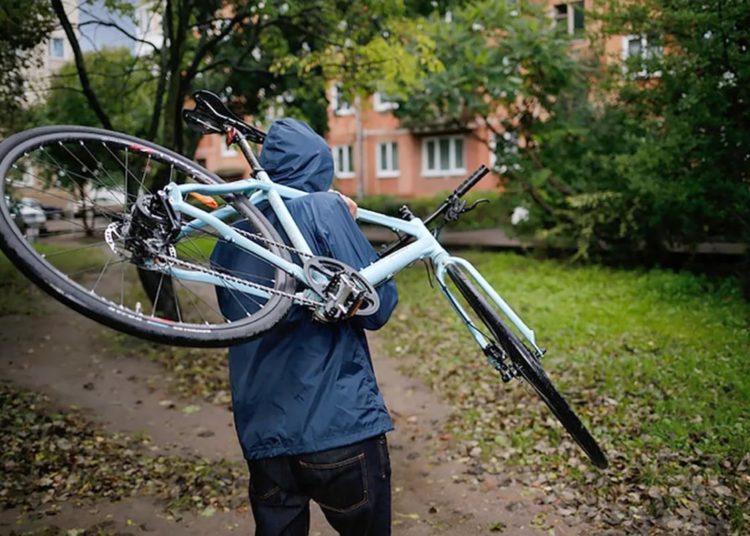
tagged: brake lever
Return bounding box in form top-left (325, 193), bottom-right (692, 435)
top-left (443, 198), bottom-right (490, 223)
top-left (444, 198), bottom-right (466, 222)
top-left (465, 198), bottom-right (490, 212)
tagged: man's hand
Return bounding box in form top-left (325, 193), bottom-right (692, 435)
top-left (330, 189), bottom-right (358, 218)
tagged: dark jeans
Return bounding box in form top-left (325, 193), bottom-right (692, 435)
top-left (247, 434), bottom-right (391, 536)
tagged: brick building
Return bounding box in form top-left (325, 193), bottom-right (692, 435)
top-left (196, 1), bottom-right (652, 198)
top-left (325, 89), bottom-right (499, 199)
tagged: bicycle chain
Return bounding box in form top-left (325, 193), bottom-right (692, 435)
top-left (232, 226), bottom-right (313, 259)
top-left (107, 220), bottom-right (318, 306)
top-left (153, 253), bottom-right (320, 307)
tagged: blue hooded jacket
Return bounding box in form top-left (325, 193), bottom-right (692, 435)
top-left (210, 119), bottom-right (398, 460)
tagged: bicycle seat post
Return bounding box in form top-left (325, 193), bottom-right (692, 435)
top-left (235, 131), bottom-right (314, 257)
top-left (236, 135), bottom-right (263, 172)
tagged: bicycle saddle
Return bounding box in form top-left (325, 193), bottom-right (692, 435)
top-left (182, 90), bottom-right (266, 144)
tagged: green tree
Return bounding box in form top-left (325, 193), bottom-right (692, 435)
top-left (51, 0), bottom-right (436, 155)
top-left (397, 0), bottom-right (750, 266)
top-left (596, 0), bottom-right (750, 252)
top-left (44, 48), bottom-right (155, 137)
top-left (0, 1), bottom-right (56, 135)
top-left (392, 0), bottom-right (589, 235)
top-left (525, 0), bottom-right (750, 262)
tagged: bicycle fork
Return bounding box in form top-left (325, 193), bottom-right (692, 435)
top-left (433, 256), bottom-right (544, 381)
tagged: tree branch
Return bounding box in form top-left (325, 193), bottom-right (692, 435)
top-left (148, 0), bottom-right (171, 141)
top-left (76, 20), bottom-right (160, 54)
top-left (51, 0), bottom-right (112, 130)
top-left (183, 9), bottom-right (252, 83)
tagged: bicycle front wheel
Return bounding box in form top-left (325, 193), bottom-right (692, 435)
top-left (445, 264), bottom-right (608, 469)
top-left (0, 125), bottom-right (294, 347)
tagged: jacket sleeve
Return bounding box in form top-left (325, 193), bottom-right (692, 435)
top-left (317, 193), bottom-right (398, 331)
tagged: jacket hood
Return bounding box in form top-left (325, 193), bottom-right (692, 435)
top-left (259, 118), bottom-right (333, 193)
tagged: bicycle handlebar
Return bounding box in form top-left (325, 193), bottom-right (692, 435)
top-left (377, 165), bottom-right (491, 258)
top-left (423, 165), bottom-right (489, 226)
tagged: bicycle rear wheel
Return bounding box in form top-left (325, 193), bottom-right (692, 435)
top-left (0, 125), bottom-right (294, 347)
top-left (445, 264), bottom-right (608, 469)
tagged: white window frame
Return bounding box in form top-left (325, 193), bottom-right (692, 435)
top-left (373, 92), bottom-right (398, 112)
top-left (333, 145), bottom-right (355, 178)
top-left (552, 2), bottom-right (584, 37)
top-left (49, 37), bottom-right (65, 59)
top-left (331, 84), bottom-right (354, 116)
top-left (376, 141), bottom-right (399, 178)
top-left (621, 34), bottom-right (663, 78)
top-left (422, 135), bottom-right (466, 177)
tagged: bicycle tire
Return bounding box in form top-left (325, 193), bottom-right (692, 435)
top-left (446, 264), bottom-right (608, 468)
top-left (0, 125), bottom-right (294, 347)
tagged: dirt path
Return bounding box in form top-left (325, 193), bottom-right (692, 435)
top-left (0, 293), bottom-right (588, 535)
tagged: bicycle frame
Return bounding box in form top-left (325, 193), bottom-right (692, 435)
top-left (159, 147), bottom-right (543, 356)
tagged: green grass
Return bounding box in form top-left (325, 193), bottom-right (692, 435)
top-left (381, 251), bottom-right (749, 531)
top-left (175, 235), bottom-right (218, 259)
top-left (0, 244), bottom-right (107, 316)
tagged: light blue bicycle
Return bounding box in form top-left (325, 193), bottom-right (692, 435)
top-left (0, 91), bottom-right (607, 468)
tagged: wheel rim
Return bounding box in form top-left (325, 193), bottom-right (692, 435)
top-left (0, 129), bottom-right (291, 334)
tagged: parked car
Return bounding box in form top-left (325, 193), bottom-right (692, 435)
top-left (20, 197), bottom-right (63, 220)
top-left (5, 195), bottom-right (47, 237)
top-left (64, 188), bottom-right (126, 218)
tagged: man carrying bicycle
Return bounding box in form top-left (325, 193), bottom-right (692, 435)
top-left (211, 118), bottom-right (398, 535)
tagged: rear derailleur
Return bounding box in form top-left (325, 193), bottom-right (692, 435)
top-left (303, 257), bottom-right (380, 323)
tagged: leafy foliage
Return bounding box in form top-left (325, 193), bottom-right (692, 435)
top-left (0, 1), bottom-right (56, 134)
top-left (394, 0), bottom-right (579, 128)
top-left (43, 49), bottom-right (156, 137)
top-left (396, 0), bottom-right (750, 264)
top-left (594, 0), bottom-right (750, 249)
top-left (0, 384), bottom-right (246, 515)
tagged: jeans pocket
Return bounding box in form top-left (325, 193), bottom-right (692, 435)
top-left (299, 452), bottom-right (368, 513)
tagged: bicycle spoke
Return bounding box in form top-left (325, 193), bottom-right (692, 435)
top-left (66, 257), bottom-right (130, 278)
top-left (120, 259), bottom-right (126, 306)
top-left (91, 255), bottom-right (115, 293)
top-left (104, 143), bottom-right (152, 196)
top-left (1, 126), bottom-right (293, 345)
top-left (172, 277), bottom-right (221, 323)
top-left (41, 240), bottom-right (113, 259)
top-left (151, 273), bottom-right (165, 318)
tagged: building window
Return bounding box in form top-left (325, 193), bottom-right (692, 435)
top-left (553, 2), bottom-right (584, 37)
top-left (373, 92), bottom-right (398, 112)
top-left (622, 35), bottom-right (663, 78)
top-left (49, 37), bottom-right (65, 59)
top-left (331, 84), bottom-right (353, 116)
top-left (422, 136), bottom-right (465, 177)
top-left (376, 141), bottom-right (399, 178)
top-left (333, 145), bottom-right (354, 178)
